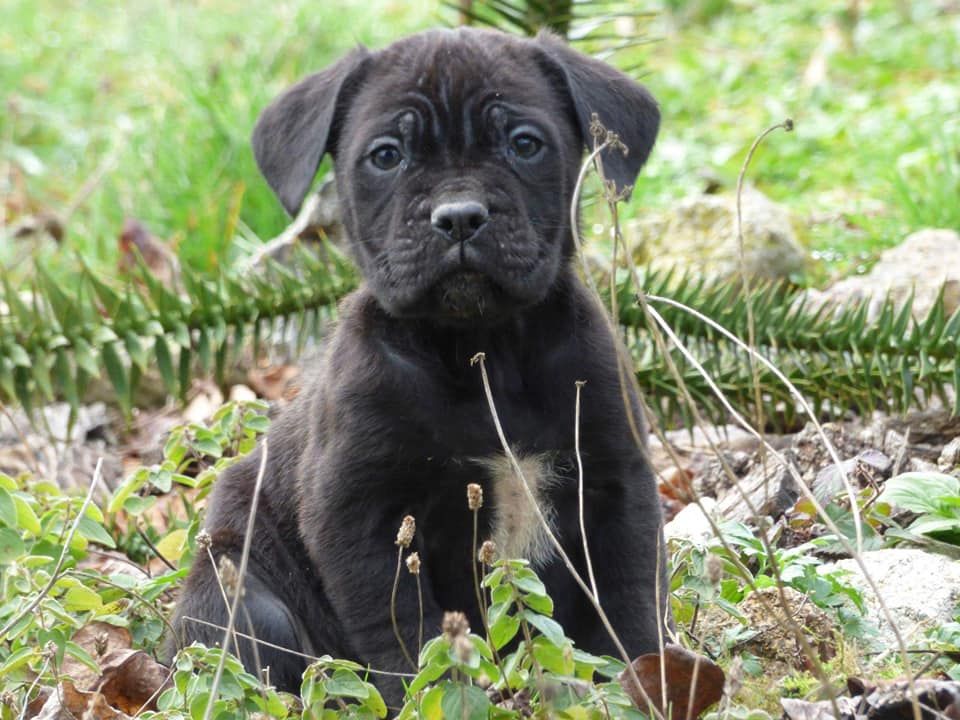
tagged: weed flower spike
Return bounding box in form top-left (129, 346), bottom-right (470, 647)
top-left (467, 483), bottom-right (483, 510)
top-left (395, 515), bottom-right (416, 548)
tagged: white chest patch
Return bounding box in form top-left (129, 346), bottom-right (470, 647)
top-left (477, 452), bottom-right (557, 566)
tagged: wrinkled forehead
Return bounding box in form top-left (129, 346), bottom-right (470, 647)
top-left (345, 31), bottom-right (571, 141)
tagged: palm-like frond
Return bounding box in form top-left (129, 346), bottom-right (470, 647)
top-left (1, 252), bottom-right (956, 433)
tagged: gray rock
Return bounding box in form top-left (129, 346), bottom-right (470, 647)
top-left (715, 451), bottom-right (799, 522)
top-left (625, 187), bottom-right (808, 280)
top-left (938, 436), bottom-right (960, 473)
top-left (829, 549), bottom-right (960, 646)
top-left (664, 497), bottom-right (719, 544)
top-left (808, 228), bottom-right (960, 321)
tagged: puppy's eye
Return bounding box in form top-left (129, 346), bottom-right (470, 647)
top-left (370, 144), bottom-right (403, 171)
top-left (510, 133), bottom-right (543, 160)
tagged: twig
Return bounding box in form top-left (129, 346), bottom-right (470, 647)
top-left (390, 546), bottom-right (417, 671)
top-left (132, 663), bottom-right (176, 717)
top-left (0, 458), bottom-right (103, 641)
top-left (734, 119), bottom-right (795, 496)
top-left (638, 300), bottom-right (921, 720)
top-left (573, 380), bottom-right (600, 602)
top-left (646, 293), bottom-right (865, 551)
top-left (470, 352), bottom-right (664, 720)
top-left (202, 440), bottom-right (268, 720)
top-left (72, 570), bottom-right (180, 646)
top-left (241, 192), bottom-right (321, 273)
top-left (137, 522), bottom-right (177, 572)
top-left (182, 615), bottom-right (416, 677)
top-left (62, 140), bottom-right (122, 223)
top-left (202, 545), bottom-right (243, 674)
top-left (17, 653), bottom-right (51, 720)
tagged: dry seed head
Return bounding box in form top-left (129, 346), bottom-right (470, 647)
top-left (706, 554), bottom-right (724, 585)
top-left (218, 555), bottom-right (243, 598)
top-left (467, 483), bottom-right (483, 511)
top-left (453, 634), bottom-right (474, 663)
top-left (406, 552), bottom-right (421, 575)
top-left (442, 611), bottom-right (470, 641)
top-left (395, 515), bottom-right (416, 548)
top-left (478, 540), bottom-right (497, 565)
top-left (196, 529), bottom-right (212, 551)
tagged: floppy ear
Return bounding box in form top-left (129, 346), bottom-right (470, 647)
top-left (252, 48), bottom-right (370, 216)
top-left (534, 31), bottom-right (659, 196)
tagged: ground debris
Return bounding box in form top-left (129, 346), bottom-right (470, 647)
top-left (781, 678), bottom-right (960, 720)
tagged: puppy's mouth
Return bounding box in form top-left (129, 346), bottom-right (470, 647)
top-left (431, 270), bottom-right (504, 320)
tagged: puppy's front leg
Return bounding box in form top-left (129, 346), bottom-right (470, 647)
top-left (576, 457), bottom-right (668, 660)
top-left (303, 475), bottom-right (444, 694)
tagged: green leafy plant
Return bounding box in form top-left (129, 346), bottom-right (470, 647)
top-left (876, 471), bottom-right (960, 546)
top-left (669, 520), bottom-right (868, 645)
top-left (0, 399), bottom-right (271, 717)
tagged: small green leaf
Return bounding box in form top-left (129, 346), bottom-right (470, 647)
top-left (440, 682), bottom-right (489, 720)
top-left (0, 487), bottom-right (17, 527)
top-left (489, 610), bottom-right (520, 650)
top-left (63, 584), bottom-right (104, 612)
top-left (0, 646), bottom-right (40, 676)
top-left (0, 527), bottom-right (25, 562)
top-left (325, 669), bottom-right (370, 699)
top-left (13, 495), bottom-right (42, 536)
top-left (523, 610), bottom-right (567, 647)
top-left (878, 472), bottom-right (960, 515)
top-left (101, 341), bottom-right (130, 416)
top-left (65, 640), bottom-right (101, 674)
top-left (77, 515), bottom-right (117, 549)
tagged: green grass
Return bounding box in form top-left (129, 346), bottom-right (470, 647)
top-left (622, 0), bottom-right (960, 283)
top-left (2, 0), bottom-right (958, 285)
top-left (1, 0), bottom-right (434, 275)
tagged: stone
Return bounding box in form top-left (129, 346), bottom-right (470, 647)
top-left (664, 497), bottom-right (719, 544)
top-left (938, 436), bottom-right (960, 473)
top-left (828, 548), bottom-right (960, 646)
top-left (809, 228), bottom-right (960, 321)
top-left (625, 187), bottom-right (808, 280)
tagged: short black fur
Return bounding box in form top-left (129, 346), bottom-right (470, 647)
top-left (171, 27), bottom-right (666, 704)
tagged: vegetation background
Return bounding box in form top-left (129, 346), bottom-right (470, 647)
top-left (1, 1), bottom-right (959, 719)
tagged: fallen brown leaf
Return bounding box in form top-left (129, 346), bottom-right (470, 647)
top-left (60, 622), bottom-right (133, 689)
top-left (92, 649), bottom-right (172, 715)
top-left (619, 643), bottom-right (725, 720)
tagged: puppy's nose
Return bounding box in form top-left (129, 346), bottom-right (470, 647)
top-left (431, 201), bottom-right (489, 244)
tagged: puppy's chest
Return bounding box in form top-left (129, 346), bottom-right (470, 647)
top-left (480, 452), bottom-right (561, 566)
top-left (425, 450), bottom-right (570, 567)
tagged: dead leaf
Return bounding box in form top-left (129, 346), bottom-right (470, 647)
top-left (92, 649), bottom-right (171, 714)
top-left (60, 622), bottom-right (133, 689)
top-left (117, 217), bottom-right (180, 288)
top-left (619, 644), bottom-right (725, 720)
top-left (34, 681), bottom-right (94, 720)
top-left (247, 363), bottom-right (300, 401)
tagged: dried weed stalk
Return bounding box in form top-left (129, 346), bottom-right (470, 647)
top-left (202, 440), bottom-right (269, 720)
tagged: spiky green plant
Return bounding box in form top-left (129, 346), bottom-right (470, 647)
top-left (618, 268), bottom-right (959, 430)
top-left (1, 250), bottom-right (956, 433)
top-left (0, 244), bottom-right (356, 427)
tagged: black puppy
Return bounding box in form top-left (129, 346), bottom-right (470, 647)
top-left (171, 27), bottom-right (666, 698)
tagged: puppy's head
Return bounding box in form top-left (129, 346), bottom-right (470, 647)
top-left (253, 29), bottom-right (659, 325)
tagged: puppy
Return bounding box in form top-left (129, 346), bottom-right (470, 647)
top-left (171, 27), bottom-right (666, 700)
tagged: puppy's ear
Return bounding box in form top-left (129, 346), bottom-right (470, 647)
top-left (534, 31), bottom-right (659, 196)
top-left (252, 48), bottom-right (370, 215)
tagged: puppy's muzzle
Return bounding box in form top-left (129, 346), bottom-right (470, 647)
top-left (431, 200), bottom-right (489, 245)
